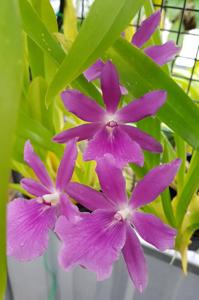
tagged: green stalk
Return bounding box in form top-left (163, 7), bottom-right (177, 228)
top-left (176, 151), bottom-right (199, 227)
top-left (174, 133), bottom-right (186, 194)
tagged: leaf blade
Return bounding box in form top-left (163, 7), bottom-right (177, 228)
top-left (0, 0), bottom-right (24, 297)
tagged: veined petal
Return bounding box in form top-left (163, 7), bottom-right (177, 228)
top-left (84, 60), bottom-right (105, 81)
top-left (130, 159), bottom-right (181, 209)
top-left (120, 125), bottom-right (162, 153)
top-left (122, 225), bottom-right (148, 293)
top-left (55, 210), bottom-right (126, 280)
top-left (61, 89), bottom-right (105, 122)
top-left (132, 211), bottom-right (176, 251)
top-left (132, 10), bottom-right (161, 48)
top-left (66, 182), bottom-right (114, 211)
top-left (58, 193), bottom-right (81, 223)
top-left (56, 139), bottom-right (77, 191)
top-left (21, 178), bottom-right (50, 197)
top-left (53, 123), bottom-right (102, 144)
top-left (24, 141), bottom-right (53, 189)
top-left (7, 198), bottom-right (56, 261)
top-left (117, 90), bottom-right (167, 123)
top-left (83, 126), bottom-right (144, 167)
top-left (96, 155), bottom-right (128, 206)
top-left (144, 41), bottom-right (180, 66)
top-left (101, 61), bottom-right (121, 113)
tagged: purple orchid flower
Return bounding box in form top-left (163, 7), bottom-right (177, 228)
top-left (7, 139), bottom-right (80, 261)
top-left (54, 61), bottom-right (166, 167)
top-left (132, 10), bottom-right (180, 66)
top-left (55, 155), bottom-right (181, 292)
top-left (83, 11), bottom-right (180, 87)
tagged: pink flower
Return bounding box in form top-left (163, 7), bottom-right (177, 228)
top-left (54, 61), bottom-right (166, 167)
top-left (55, 155), bottom-right (181, 292)
top-left (132, 10), bottom-right (180, 65)
top-left (83, 11), bottom-right (180, 87)
top-left (7, 139), bottom-right (80, 261)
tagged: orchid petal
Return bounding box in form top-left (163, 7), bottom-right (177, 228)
top-left (132, 10), bottom-right (161, 48)
top-left (101, 61), bottom-right (121, 113)
top-left (61, 89), bottom-right (105, 122)
top-left (121, 124), bottom-right (162, 153)
top-left (96, 155), bottom-right (128, 206)
top-left (132, 211), bottom-right (176, 251)
top-left (130, 159), bottom-right (181, 209)
top-left (56, 139), bottom-right (77, 191)
top-left (84, 60), bottom-right (105, 81)
top-left (117, 90), bottom-right (167, 123)
top-left (55, 210), bottom-right (126, 280)
top-left (21, 178), bottom-right (50, 197)
top-left (24, 141), bottom-right (53, 189)
top-left (59, 193), bottom-right (81, 223)
top-left (66, 182), bottom-right (114, 211)
top-left (122, 225), bottom-right (148, 293)
top-left (7, 198), bottom-right (56, 261)
top-left (144, 41), bottom-right (180, 66)
top-left (53, 123), bottom-right (102, 144)
top-left (84, 126), bottom-right (144, 167)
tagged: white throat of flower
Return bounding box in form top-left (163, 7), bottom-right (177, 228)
top-left (38, 192), bottom-right (60, 206)
top-left (114, 206), bottom-right (132, 221)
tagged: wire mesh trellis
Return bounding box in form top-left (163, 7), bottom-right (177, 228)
top-left (53, 0), bottom-right (199, 99)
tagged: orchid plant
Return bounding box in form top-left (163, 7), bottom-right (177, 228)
top-left (1, 0), bottom-right (199, 298)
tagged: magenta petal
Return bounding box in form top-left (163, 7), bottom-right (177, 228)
top-left (132, 10), bottom-right (161, 48)
top-left (53, 123), bottom-right (102, 144)
top-left (116, 90), bottom-right (167, 123)
top-left (66, 182), bottom-right (114, 211)
top-left (61, 89), bottom-right (105, 122)
top-left (130, 159), bottom-right (181, 209)
top-left (101, 61), bottom-right (121, 113)
top-left (122, 225), bottom-right (148, 293)
top-left (84, 60), bottom-right (105, 81)
top-left (55, 210), bottom-right (126, 280)
top-left (58, 193), bottom-right (81, 223)
top-left (84, 126), bottom-right (144, 167)
top-left (24, 141), bottom-right (53, 189)
top-left (21, 178), bottom-right (50, 197)
top-left (56, 139), bottom-right (77, 191)
top-left (144, 41), bottom-right (180, 66)
top-left (7, 198), bottom-right (56, 261)
top-left (132, 211), bottom-right (176, 251)
top-left (120, 124), bottom-right (162, 153)
top-left (96, 155), bottom-right (128, 206)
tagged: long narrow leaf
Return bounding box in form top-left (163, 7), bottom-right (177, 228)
top-left (0, 1), bottom-right (24, 298)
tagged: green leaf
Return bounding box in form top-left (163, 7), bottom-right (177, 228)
top-left (46, 0), bottom-right (146, 105)
top-left (108, 38), bottom-right (199, 149)
top-left (19, 0), bottom-right (103, 104)
top-left (0, 1), bottom-right (24, 298)
top-left (63, 0), bottom-right (78, 47)
top-left (176, 151), bottom-right (199, 227)
top-left (19, 0), bottom-right (64, 64)
top-left (16, 112), bottom-right (63, 158)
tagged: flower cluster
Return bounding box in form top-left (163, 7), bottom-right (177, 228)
top-left (7, 11), bottom-right (181, 293)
